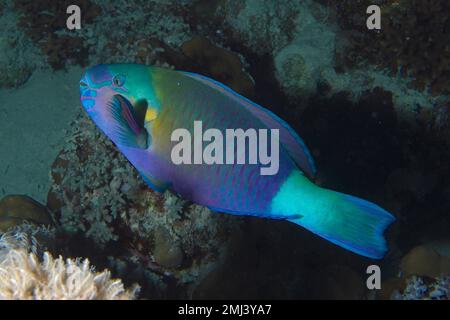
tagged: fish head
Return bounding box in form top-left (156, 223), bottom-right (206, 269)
top-left (79, 64), bottom-right (160, 134)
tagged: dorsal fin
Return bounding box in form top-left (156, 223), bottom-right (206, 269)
top-left (182, 71), bottom-right (316, 179)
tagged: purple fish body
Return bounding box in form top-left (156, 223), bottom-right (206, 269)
top-left (80, 64), bottom-right (395, 259)
top-left (124, 70), bottom-right (300, 217)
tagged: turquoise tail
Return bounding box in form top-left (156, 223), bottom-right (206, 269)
top-left (272, 172), bottom-right (396, 259)
top-left (288, 189), bottom-right (395, 259)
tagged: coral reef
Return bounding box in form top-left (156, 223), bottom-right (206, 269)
top-left (377, 243), bottom-right (450, 299)
top-left (274, 46), bottom-right (316, 99)
top-left (47, 113), bottom-right (242, 298)
top-left (71, 0), bottom-right (192, 66)
top-left (219, 0), bottom-right (301, 54)
top-left (1, 0), bottom-right (448, 300)
top-left (217, 0), bottom-right (444, 116)
top-left (0, 248), bottom-right (138, 300)
top-left (0, 194), bottom-right (56, 258)
top-left (13, 0), bottom-right (101, 69)
top-left (0, 195), bottom-right (137, 300)
top-left (0, 222), bottom-right (55, 257)
top-left (0, 0), bottom-right (45, 87)
top-left (326, 0), bottom-right (450, 95)
top-left (10, 0), bottom-right (442, 115)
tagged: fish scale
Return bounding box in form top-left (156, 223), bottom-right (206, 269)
top-left (152, 74), bottom-right (286, 213)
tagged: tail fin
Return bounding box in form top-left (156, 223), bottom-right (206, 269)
top-left (289, 190), bottom-right (395, 259)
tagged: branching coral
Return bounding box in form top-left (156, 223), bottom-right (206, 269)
top-left (0, 222), bottom-right (55, 257)
top-left (0, 217), bottom-right (136, 300)
top-left (0, 249), bottom-right (138, 300)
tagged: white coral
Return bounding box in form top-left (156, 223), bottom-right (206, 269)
top-left (0, 249), bottom-right (138, 300)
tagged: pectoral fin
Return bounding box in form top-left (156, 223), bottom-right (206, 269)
top-left (106, 94), bottom-right (150, 149)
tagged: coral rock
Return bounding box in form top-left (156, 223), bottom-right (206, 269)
top-left (378, 277), bottom-right (407, 300)
top-left (0, 195), bottom-right (52, 232)
top-left (274, 45), bottom-right (315, 98)
top-left (14, 0), bottom-right (101, 69)
top-left (153, 227), bottom-right (184, 269)
top-left (400, 245), bottom-right (450, 278)
top-left (181, 36), bottom-right (254, 98)
top-left (329, 0), bottom-right (450, 95)
top-left (0, 0), bottom-right (42, 88)
top-left (219, 0), bottom-right (300, 54)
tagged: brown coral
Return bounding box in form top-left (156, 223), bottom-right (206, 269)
top-left (181, 36), bottom-right (254, 98)
top-left (400, 245), bottom-right (450, 278)
top-left (0, 195), bottom-right (52, 232)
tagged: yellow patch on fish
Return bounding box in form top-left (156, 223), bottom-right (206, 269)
top-left (145, 108), bottom-right (158, 122)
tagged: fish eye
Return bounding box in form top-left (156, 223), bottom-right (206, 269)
top-left (79, 81), bottom-right (88, 87)
top-left (112, 74), bottom-right (126, 87)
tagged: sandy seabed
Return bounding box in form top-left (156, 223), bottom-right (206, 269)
top-left (0, 67), bottom-right (84, 202)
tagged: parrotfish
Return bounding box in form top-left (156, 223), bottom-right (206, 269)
top-left (79, 64), bottom-right (395, 259)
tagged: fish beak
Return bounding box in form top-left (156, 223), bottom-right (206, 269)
top-left (79, 74), bottom-right (90, 95)
top-left (79, 74), bottom-right (96, 109)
